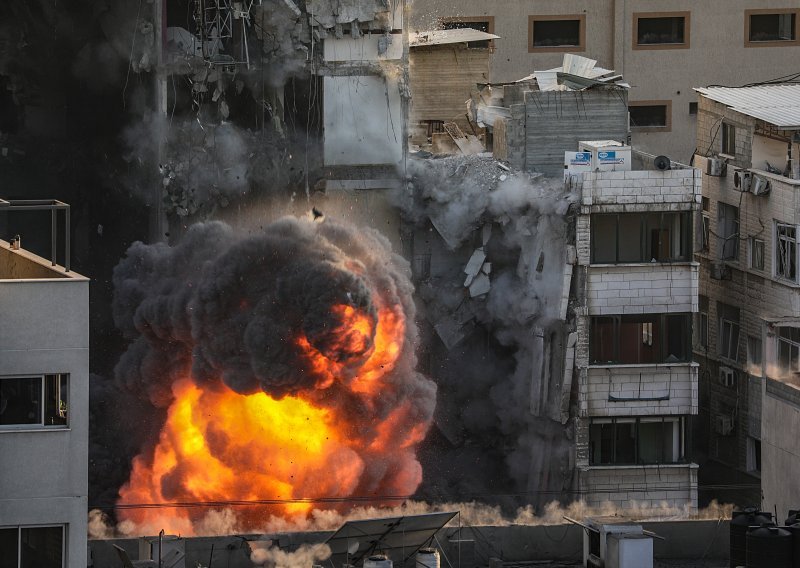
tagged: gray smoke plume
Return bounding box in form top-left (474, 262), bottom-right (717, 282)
top-left (395, 155), bottom-right (579, 508)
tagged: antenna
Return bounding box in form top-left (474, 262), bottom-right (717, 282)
top-left (654, 155), bottom-right (671, 171)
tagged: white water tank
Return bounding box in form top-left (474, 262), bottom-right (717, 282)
top-left (415, 548), bottom-right (440, 568)
top-left (606, 533), bottom-right (653, 568)
top-left (364, 554), bottom-right (393, 568)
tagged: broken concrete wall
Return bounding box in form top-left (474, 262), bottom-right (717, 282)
top-left (524, 89), bottom-right (628, 177)
top-left (409, 44), bottom-right (490, 144)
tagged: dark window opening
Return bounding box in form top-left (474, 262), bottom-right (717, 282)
top-left (718, 302), bottom-right (740, 361)
top-left (776, 222), bottom-right (797, 282)
top-left (590, 314), bottom-right (691, 365)
top-left (0, 375), bottom-right (68, 427)
top-left (442, 20), bottom-right (491, 48)
top-left (0, 526), bottom-right (63, 568)
top-left (718, 202), bottom-right (739, 260)
top-left (722, 122), bottom-right (736, 155)
top-left (689, 102), bottom-right (698, 115)
top-left (532, 19), bottom-right (582, 47)
top-left (590, 417), bottom-right (684, 465)
top-left (777, 326), bottom-right (800, 375)
top-left (637, 16), bottom-right (686, 45)
top-left (630, 105), bottom-right (668, 128)
top-left (591, 212), bottom-right (691, 263)
top-left (749, 13), bottom-right (796, 42)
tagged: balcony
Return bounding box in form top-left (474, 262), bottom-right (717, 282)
top-left (581, 363), bottom-right (698, 417)
top-left (578, 463), bottom-right (698, 509)
top-left (587, 263), bottom-right (698, 315)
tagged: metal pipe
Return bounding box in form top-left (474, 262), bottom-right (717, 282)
top-left (51, 208), bottom-right (57, 266)
top-left (65, 205), bottom-right (70, 272)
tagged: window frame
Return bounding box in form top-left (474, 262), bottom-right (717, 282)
top-left (745, 9), bottom-right (800, 47)
top-left (721, 122), bottom-right (737, 157)
top-left (590, 211), bottom-right (691, 264)
top-left (589, 416), bottom-right (685, 466)
top-left (749, 237), bottom-right (765, 271)
top-left (629, 100), bottom-right (672, 132)
top-left (718, 303), bottom-right (741, 362)
top-left (776, 326), bottom-right (800, 375)
top-left (0, 525), bottom-right (65, 568)
top-left (775, 221), bottom-right (798, 283)
top-left (0, 374), bottom-right (69, 430)
top-left (527, 14), bottom-right (586, 53)
top-left (590, 313), bottom-right (692, 365)
top-left (718, 202), bottom-right (740, 261)
top-left (633, 11), bottom-right (691, 50)
top-left (440, 16), bottom-right (496, 50)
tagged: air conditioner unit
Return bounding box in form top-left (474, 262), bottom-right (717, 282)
top-left (751, 174), bottom-right (771, 196)
top-left (719, 366), bottom-right (736, 388)
top-left (710, 262), bottom-right (731, 280)
top-left (733, 169), bottom-right (751, 192)
top-left (706, 157), bottom-right (727, 177)
top-left (714, 415), bottom-right (734, 436)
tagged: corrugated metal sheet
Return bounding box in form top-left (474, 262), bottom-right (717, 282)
top-left (409, 28), bottom-right (500, 47)
top-left (695, 85), bottom-right (800, 129)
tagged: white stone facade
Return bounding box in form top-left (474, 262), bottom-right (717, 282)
top-left (0, 241), bottom-right (89, 568)
top-left (574, 157), bottom-right (701, 510)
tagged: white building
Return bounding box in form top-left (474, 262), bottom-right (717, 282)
top-left (0, 201), bottom-right (88, 568)
top-left (572, 144), bottom-right (702, 509)
top-left (693, 84), bottom-right (800, 515)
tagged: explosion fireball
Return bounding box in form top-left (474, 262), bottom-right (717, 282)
top-left (112, 218), bottom-right (435, 535)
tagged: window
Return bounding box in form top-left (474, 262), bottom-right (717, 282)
top-left (721, 122), bottom-right (736, 156)
top-left (590, 314), bottom-right (691, 365)
top-left (0, 375), bottom-right (68, 428)
top-left (747, 437), bottom-right (762, 473)
top-left (528, 15), bottom-right (585, 52)
top-left (634, 12), bottom-right (690, 49)
top-left (589, 417), bottom-right (684, 465)
top-left (698, 295), bottom-right (709, 349)
top-left (689, 102), bottom-right (698, 115)
top-left (718, 203), bottom-right (739, 260)
top-left (746, 9), bottom-right (799, 46)
top-left (749, 238), bottom-right (765, 270)
top-left (747, 335), bottom-right (763, 376)
top-left (629, 101), bottom-right (672, 131)
top-left (441, 17), bottom-right (494, 49)
top-left (701, 198), bottom-right (710, 252)
top-left (776, 222), bottom-right (798, 282)
top-left (591, 212), bottom-right (691, 263)
top-left (0, 526), bottom-right (64, 568)
top-left (718, 303), bottom-right (740, 361)
top-left (777, 326), bottom-right (800, 375)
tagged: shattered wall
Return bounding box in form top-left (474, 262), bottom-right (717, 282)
top-left (396, 155), bottom-right (580, 508)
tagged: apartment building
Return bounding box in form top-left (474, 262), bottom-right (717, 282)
top-left (693, 85), bottom-right (800, 511)
top-left (0, 202), bottom-right (89, 568)
top-left (409, 0), bottom-right (800, 163)
top-left (572, 144), bottom-right (701, 509)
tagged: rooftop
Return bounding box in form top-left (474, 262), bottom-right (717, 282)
top-left (694, 84), bottom-right (800, 129)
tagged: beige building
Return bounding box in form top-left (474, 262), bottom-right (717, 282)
top-left (693, 85), bottom-right (800, 512)
top-left (0, 201), bottom-right (89, 568)
top-left (409, 0), bottom-right (800, 163)
top-left (573, 146), bottom-right (701, 509)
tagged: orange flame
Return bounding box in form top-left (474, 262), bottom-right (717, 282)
top-left (117, 300), bottom-right (424, 535)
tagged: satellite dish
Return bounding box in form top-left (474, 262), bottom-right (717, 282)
top-left (654, 155), bottom-right (671, 170)
top-left (347, 541), bottom-right (360, 555)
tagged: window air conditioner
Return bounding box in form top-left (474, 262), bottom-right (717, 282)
top-left (719, 366), bottom-right (736, 388)
top-left (706, 157), bottom-right (727, 177)
top-left (714, 415), bottom-right (734, 436)
top-left (733, 169), bottom-right (751, 192)
top-left (751, 175), bottom-right (771, 196)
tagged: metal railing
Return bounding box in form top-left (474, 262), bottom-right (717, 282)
top-left (0, 199), bottom-right (71, 272)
